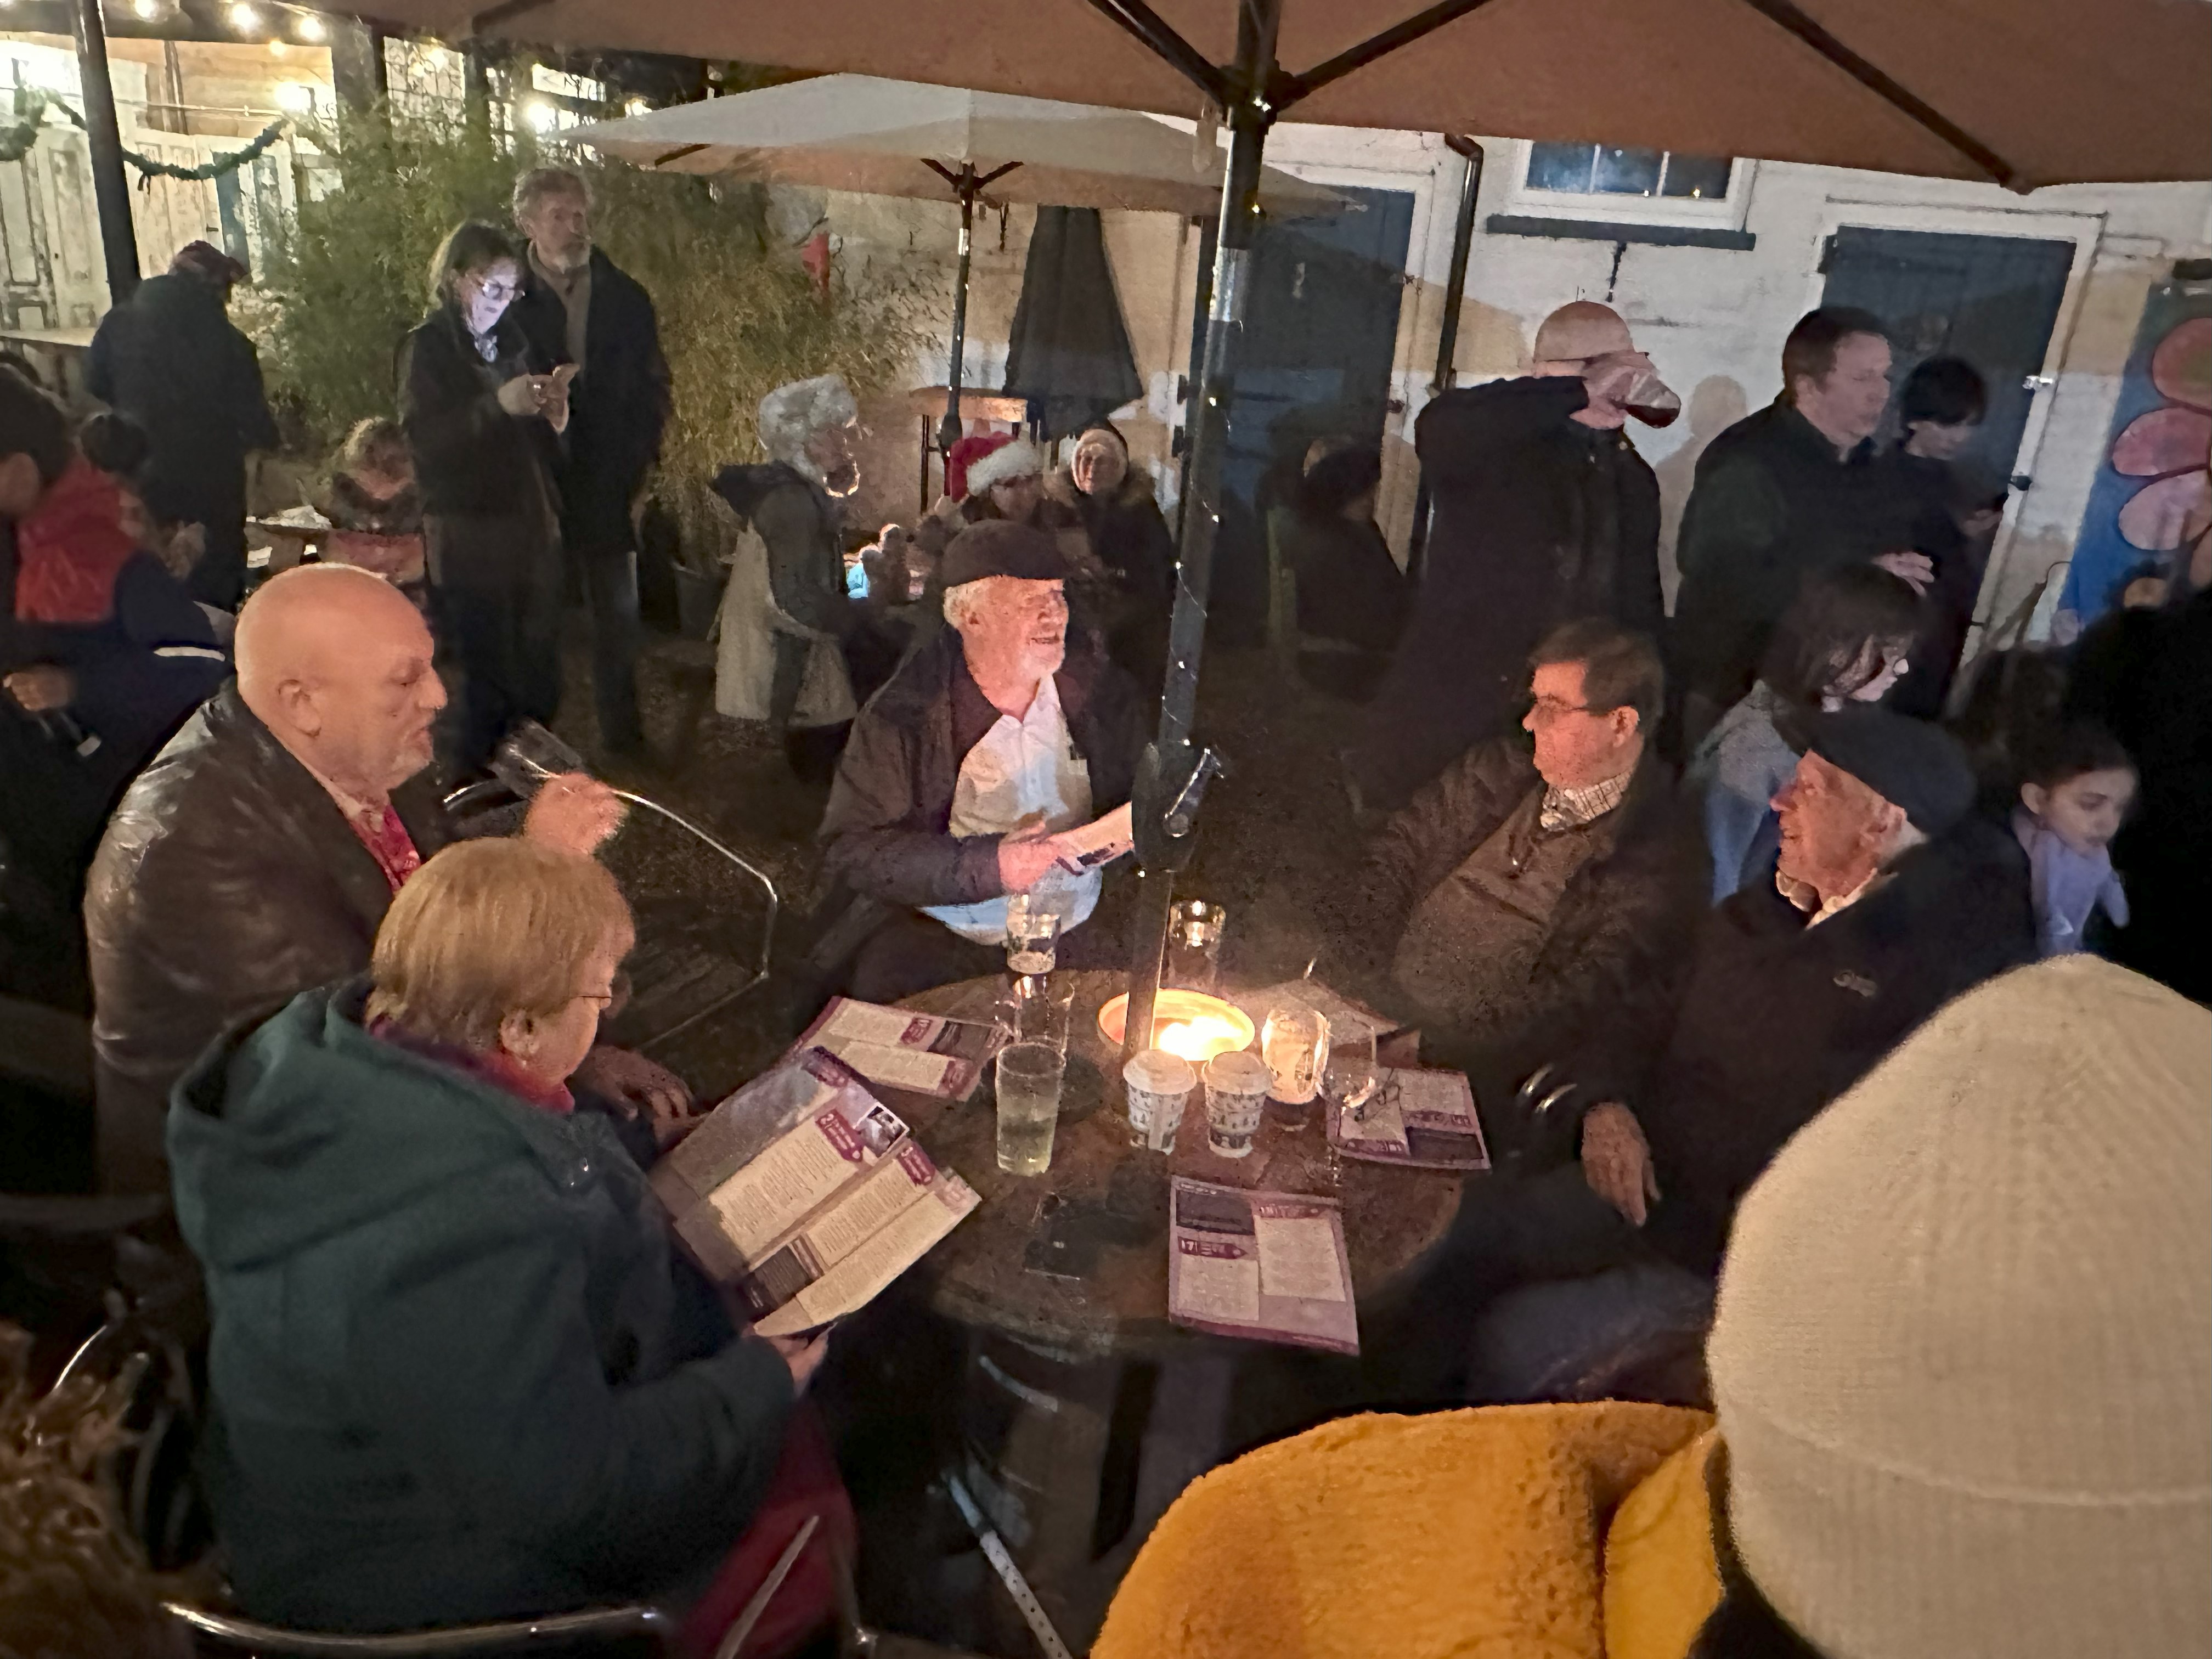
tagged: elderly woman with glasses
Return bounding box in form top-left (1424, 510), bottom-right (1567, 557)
top-left (169, 838), bottom-right (843, 1649)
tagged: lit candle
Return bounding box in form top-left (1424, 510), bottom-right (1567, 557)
top-left (1155, 1014), bottom-right (1249, 1064)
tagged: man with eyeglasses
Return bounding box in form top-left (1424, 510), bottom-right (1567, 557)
top-left (1351, 617), bottom-right (1708, 1095)
top-left (1352, 301), bottom-right (1671, 812)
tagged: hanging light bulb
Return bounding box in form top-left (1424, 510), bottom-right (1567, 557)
top-left (228, 1), bottom-right (261, 30)
top-left (294, 10), bottom-right (326, 40)
top-left (523, 99), bottom-right (557, 133)
top-left (131, 0), bottom-right (163, 18)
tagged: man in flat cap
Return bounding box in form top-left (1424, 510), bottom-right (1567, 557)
top-left (1353, 301), bottom-right (1672, 812)
top-left (1400, 704), bottom-right (2034, 1398)
top-left (816, 521), bottom-right (1144, 1001)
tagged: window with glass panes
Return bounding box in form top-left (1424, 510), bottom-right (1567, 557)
top-left (1525, 143), bottom-right (1735, 201)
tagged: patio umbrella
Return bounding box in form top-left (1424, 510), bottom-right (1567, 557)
top-left (363, 0), bottom-right (2211, 1052)
top-left (1004, 207), bottom-right (1146, 441)
top-left (563, 75), bottom-right (1340, 443)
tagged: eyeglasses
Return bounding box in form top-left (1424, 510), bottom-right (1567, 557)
top-left (1527, 695), bottom-right (1614, 723)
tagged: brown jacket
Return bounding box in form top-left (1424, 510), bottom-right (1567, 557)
top-left (83, 682), bottom-right (453, 1192)
top-left (1353, 738), bottom-right (1709, 1093)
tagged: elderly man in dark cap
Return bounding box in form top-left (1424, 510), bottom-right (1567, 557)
top-left (87, 240), bottom-right (280, 609)
top-left (1352, 301), bottom-right (1672, 811)
top-left (815, 520), bottom-right (1144, 1001)
top-left (1392, 704), bottom-right (2034, 1400)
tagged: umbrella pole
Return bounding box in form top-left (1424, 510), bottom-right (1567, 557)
top-left (939, 167), bottom-right (978, 453)
top-left (1120, 0), bottom-right (1282, 1063)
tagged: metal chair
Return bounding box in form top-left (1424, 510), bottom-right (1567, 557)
top-left (442, 724), bottom-right (780, 1054)
top-left (162, 1602), bottom-right (676, 1657)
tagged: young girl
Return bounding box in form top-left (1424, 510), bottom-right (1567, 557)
top-left (2015, 722), bottom-right (2136, 957)
top-left (320, 416), bottom-right (427, 595)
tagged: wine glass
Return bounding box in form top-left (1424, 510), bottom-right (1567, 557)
top-left (1323, 1025), bottom-right (1379, 1128)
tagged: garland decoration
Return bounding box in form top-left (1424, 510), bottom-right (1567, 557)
top-left (52, 100), bottom-right (289, 187)
top-left (0, 90), bottom-right (287, 185)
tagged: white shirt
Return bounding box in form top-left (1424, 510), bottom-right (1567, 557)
top-left (922, 675), bottom-right (1101, 945)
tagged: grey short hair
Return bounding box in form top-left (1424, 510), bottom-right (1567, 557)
top-left (943, 578), bottom-right (997, 634)
top-left (512, 166), bottom-right (590, 221)
top-left (758, 374), bottom-right (859, 467)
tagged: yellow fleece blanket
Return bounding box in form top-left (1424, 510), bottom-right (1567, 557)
top-left (1093, 1403), bottom-right (1718, 1659)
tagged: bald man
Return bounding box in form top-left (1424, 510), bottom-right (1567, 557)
top-left (84, 566), bottom-right (642, 1193)
top-left (1353, 302), bottom-right (1670, 811)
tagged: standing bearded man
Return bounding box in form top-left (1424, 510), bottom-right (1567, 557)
top-left (510, 167), bottom-right (671, 759)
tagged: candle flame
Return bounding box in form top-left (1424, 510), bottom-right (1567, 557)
top-left (1155, 1015), bottom-right (1248, 1063)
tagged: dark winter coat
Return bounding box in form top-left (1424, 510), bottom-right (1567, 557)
top-left (2067, 581), bottom-right (2212, 1005)
top-left (170, 980), bottom-right (794, 1632)
top-left (819, 629), bottom-right (1145, 911)
top-left (713, 462), bottom-right (851, 637)
top-left (1353, 741), bottom-right (1709, 1092)
top-left (83, 682), bottom-right (454, 1192)
top-left (1356, 377), bottom-right (1663, 809)
top-left (84, 272), bottom-right (279, 525)
top-left (397, 304), bottom-right (562, 520)
top-left (1591, 818), bottom-right (2036, 1273)
top-left (1046, 468), bottom-right (1176, 617)
top-left (1671, 403), bottom-right (1932, 712)
top-left (511, 249), bottom-right (671, 552)
top-left (1046, 467), bottom-right (1176, 691)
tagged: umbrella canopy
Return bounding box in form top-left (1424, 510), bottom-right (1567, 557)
top-left (562, 75), bottom-right (1342, 216)
top-left (365, 0), bottom-right (2206, 190)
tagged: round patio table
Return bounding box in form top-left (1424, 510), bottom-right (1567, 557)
top-left (890, 968), bottom-right (1462, 1361)
top-left (870, 968), bottom-right (1467, 1649)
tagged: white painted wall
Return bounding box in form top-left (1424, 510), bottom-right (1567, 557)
top-left (815, 124), bottom-right (2210, 654)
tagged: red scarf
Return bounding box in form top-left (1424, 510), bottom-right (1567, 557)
top-left (13, 455), bottom-right (139, 625)
top-left (369, 1016), bottom-right (574, 1114)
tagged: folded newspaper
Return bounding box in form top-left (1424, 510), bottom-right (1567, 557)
top-left (1325, 1066), bottom-right (1491, 1171)
top-left (650, 1049), bottom-right (978, 1336)
top-left (793, 996), bottom-right (1007, 1101)
top-left (1166, 1177), bottom-right (1358, 1355)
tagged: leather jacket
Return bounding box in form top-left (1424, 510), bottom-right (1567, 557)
top-left (83, 682), bottom-right (452, 1192)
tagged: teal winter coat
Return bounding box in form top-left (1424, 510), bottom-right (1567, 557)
top-left (168, 981), bottom-right (795, 1632)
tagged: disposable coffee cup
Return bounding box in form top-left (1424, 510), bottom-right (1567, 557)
top-left (1203, 1049), bottom-right (1271, 1159)
top-left (1123, 1048), bottom-right (1197, 1154)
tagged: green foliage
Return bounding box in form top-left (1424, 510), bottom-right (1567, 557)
top-left (255, 103), bottom-right (927, 529)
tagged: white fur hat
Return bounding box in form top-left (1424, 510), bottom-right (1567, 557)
top-left (758, 374), bottom-right (857, 467)
top-left (963, 437), bottom-right (1044, 497)
top-left (1711, 955), bottom-right (2212, 1659)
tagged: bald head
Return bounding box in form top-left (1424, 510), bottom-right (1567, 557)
top-left (238, 565), bottom-right (444, 800)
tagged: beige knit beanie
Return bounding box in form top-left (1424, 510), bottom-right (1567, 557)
top-left (1709, 956), bottom-right (2211, 1658)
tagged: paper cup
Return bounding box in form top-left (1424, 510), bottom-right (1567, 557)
top-left (1203, 1049), bottom-right (1271, 1158)
top-left (1123, 1048), bottom-right (1197, 1153)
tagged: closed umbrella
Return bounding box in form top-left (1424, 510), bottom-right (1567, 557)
top-left (565, 75), bottom-right (1339, 443)
top-left (364, 0), bottom-right (2210, 1052)
top-left (1004, 207), bottom-right (1145, 441)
